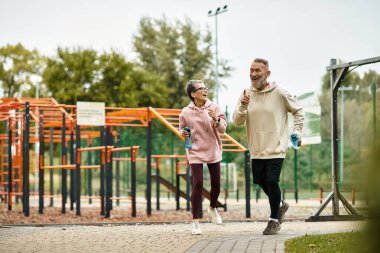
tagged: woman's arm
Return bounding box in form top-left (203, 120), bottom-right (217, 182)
top-left (213, 105), bottom-right (227, 134)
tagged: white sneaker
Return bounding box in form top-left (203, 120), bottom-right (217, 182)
top-left (208, 206), bottom-right (223, 225)
top-left (191, 220), bottom-right (202, 235)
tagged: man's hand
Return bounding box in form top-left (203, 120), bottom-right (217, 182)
top-left (297, 137), bottom-right (302, 147)
top-left (241, 90), bottom-right (250, 105)
top-left (207, 108), bottom-right (218, 122)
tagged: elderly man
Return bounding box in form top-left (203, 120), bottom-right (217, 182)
top-left (233, 58), bottom-right (304, 235)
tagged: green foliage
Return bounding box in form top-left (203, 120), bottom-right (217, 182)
top-left (89, 51), bottom-right (134, 106)
top-left (0, 43), bottom-right (42, 97)
top-left (133, 16), bottom-right (232, 108)
top-left (42, 47), bottom-right (99, 104)
top-left (285, 232), bottom-right (369, 253)
top-left (41, 47), bottom-right (169, 107)
top-left (90, 51), bottom-right (169, 107)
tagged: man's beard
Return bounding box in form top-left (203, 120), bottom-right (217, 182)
top-left (252, 76), bottom-right (267, 89)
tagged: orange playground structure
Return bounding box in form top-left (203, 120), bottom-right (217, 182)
top-left (0, 97), bottom-right (251, 218)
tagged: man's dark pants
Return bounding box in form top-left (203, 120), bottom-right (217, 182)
top-left (252, 158), bottom-right (284, 219)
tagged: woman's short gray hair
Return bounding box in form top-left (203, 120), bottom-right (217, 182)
top-left (186, 80), bottom-right (204, 101)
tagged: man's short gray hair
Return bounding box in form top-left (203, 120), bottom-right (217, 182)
top-left (253, 58), bottom-right (269, 68)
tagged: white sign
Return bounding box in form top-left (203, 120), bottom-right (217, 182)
top-left (76, 101), bottom-right (105, 126)
top-left (9, 109), bottom-right (16, 118)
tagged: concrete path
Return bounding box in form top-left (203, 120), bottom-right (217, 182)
top-left (0, 220), bottom-right (364, 253)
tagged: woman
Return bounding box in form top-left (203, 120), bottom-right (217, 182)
top-left (179, 80), bottom-right (227, 235)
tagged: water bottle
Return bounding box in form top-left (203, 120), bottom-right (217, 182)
top-left (183, 126), bottom-right (192, 149)
top-left (290, 133), bottom-right (299, 150)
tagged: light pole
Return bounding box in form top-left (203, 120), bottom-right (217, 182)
top-left (208, 5), bottom-right (228, 104)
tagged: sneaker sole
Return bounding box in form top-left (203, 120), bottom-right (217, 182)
top-left (263, 227), bottom-right (281, 235)
top-left (210, 218), bottom-right (224, 226)
top-left (212, 222), bottom-right (225, 227)
top-left (263, 231), bottom-right (279, 235)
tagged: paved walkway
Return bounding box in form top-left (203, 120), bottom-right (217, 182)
top-left (0, 220), bottom-right (364, 253)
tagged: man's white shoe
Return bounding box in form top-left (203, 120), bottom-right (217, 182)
top-left (191, 220), bottom-right (202, 235)
top-left (208, 206), bottom-right (223, 225)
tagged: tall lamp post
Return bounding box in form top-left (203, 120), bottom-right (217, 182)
top-left (208, 5), bottom-right (228, 104)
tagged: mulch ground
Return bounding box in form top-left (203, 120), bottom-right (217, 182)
top-left (0, 205), bottom-right (250, 225)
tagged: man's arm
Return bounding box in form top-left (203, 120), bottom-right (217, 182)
top-left (282, 90), bottom-right (304, 138)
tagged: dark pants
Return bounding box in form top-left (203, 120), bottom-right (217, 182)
top-left (252, 158), bottom-right (284, 219)
top-left (190, 162), bottom-right (221, 219)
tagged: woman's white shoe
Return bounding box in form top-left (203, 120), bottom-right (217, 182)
top-left (208, 206), bottom-right (223, 225)
top-left (191, 220), bottom-right (202, 235)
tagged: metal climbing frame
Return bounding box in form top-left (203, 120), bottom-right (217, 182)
top-left (0, 98), bottom-right (142, 217)
top-left (307, 56), bottom-right (380, 222)
top-left (0, 98), bottom-right (250, 218)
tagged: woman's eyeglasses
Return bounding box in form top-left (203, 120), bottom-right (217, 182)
top-left (194, 87), bottom-right (209, 92)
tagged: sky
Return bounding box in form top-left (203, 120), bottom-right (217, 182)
top-left (1, 0), bottom-right (380, 112)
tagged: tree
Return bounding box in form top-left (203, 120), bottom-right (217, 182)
top-left (133, 17), bottom-right (232, 108)
top-left (94, 50), bottom-right (170, 107)
top-left (42, 47), bottom-right (169, 107)
top-left (42, 47), bottom-right (99, 104)
top-left (0, 43), bottom-right (42, 97)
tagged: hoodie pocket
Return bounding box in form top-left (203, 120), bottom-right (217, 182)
top-left (252, 131), bottom-right (282, 155)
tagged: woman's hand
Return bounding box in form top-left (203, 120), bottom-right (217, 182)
top-left (181, 129), bottom-right (190, 138)
top-left (207, 108), bottom-right (218, 123)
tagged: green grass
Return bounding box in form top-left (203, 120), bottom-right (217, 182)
top-left (285, 232), bottom-right (370, 253)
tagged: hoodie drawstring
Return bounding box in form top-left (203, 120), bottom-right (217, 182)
top-left (204, 109), bottom-right (209, 133)
top-left (192, 106), bottom-right (210, 141)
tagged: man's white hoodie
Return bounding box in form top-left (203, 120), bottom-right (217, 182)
top-left (233, 82), bottom-right (304, 159)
